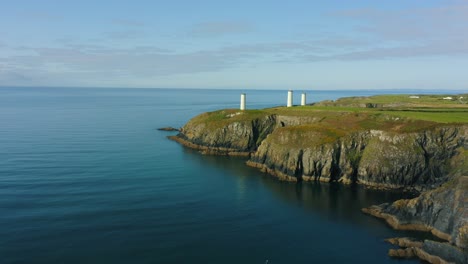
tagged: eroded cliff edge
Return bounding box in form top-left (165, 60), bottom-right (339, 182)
top-left (170, 110), bottom-right (277, 156)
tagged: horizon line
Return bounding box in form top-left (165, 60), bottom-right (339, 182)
top-left (1, 85), bottom-right (467, 92)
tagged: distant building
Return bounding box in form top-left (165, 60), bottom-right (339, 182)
top-left (240, 93), bottom-right (246, 110)
top-left (287, 90), bottom-right (293, 107)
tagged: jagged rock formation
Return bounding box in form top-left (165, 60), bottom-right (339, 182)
top-left (386, 237), bottom-right (467, 264)
top-left (363, 176), bottom-right (468, 247)
top-left (363, 176), bottom-right (468, 263)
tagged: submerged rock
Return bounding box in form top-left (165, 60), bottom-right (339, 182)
top-left (385, 237), bottom-right (423, 248)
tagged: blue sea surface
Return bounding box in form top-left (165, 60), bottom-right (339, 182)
top-left (0, 87), bottom-right (460, 264)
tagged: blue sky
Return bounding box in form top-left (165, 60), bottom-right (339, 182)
top-left (1, 0), bottom-right (468, 89)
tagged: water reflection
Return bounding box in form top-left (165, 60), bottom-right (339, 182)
top-left (180, 146), bottom-right (417, 225)
top-left (184, 148), bottom-right (414, 206)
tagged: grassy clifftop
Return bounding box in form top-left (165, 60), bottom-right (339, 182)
top-left (175, 94), bottom-right (466, 187)
top-left (273, 93), bottom-right (468, 123)
top-left (189, 94), bottom-right (467, 142)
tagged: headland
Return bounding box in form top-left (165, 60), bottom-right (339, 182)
top-left (169, 93), bottom-right (468, 263)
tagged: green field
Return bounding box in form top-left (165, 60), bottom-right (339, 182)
top-left (189, 94), bottom-right (468, 135)
top-left (314, 94), bottom-right (468, 108)
top-left (269, 93), bottom-right (468, 123)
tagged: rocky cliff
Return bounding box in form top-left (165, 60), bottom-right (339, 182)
top-left (363, 176), bottom-right (468, 263)
top-left (172, 108), bottom-right (467, 190)
top-left (171, 110), bottom-right (277, 156)
top-left (249, 125), bottom-right (467, 190)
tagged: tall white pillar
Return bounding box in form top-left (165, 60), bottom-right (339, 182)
top-left (301, 93), bottom-right (306, 106)
top-left (287, 90), bottom-right (293, 107)
top-left (240, 93), bottom-right (246, 110)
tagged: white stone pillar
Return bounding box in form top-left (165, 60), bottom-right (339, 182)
top-left (287, 90), bottom-right (293, 107)
top-left (240, 93), bottom-right (246, 110)
top-left (301, 93), bottom-right (306, 106)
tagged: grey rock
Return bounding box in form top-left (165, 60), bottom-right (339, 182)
top-left (250, 126), bottom-right (466, 190)
top-left (177, 113), bottom-right (277, 154)
top-left (369, 176), bottom-right (468, 248)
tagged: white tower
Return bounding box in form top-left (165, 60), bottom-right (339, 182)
top-left (240, 93), bottom-right (246, 110)
top-left (301, 93), bottom-right (306, 106)
top-left (287, 90), bottom-right (293, 107)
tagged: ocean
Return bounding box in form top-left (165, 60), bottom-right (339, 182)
top-left (0, 87), bottom-right (460, 264)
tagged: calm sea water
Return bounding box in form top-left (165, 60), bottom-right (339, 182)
top-left (0, 87), bottom-right (460, 264)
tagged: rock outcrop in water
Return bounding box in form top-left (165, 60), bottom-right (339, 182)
top-left (385, 237), bottom-right (467, 264)
top-left (157, 127), bottom-right (179, 131)
top-left (363, 176), bottom-right (468, 263)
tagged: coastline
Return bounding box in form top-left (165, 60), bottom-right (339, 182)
top-left (168, 135), bottom-right (252, 157)
top-left (169, 93), bottom-right (467, 263)
top-left (361, 176), bottom-right (468, 263)
top-left (361, 206), bottom-right (451, 241)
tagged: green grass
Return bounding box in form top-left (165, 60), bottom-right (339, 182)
top-left (384, 110), bottom-right (468, 123)
top-left (187, 94), bottom-right (467, 135)
top-left (314, 94), bottom-right (468, 108)
top-left (190, 109), bottom-right (268, 126)
top-left (264, 104), bottom-right (468, 124)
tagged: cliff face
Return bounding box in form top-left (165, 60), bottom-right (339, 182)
top-left (247, 128), bottom-right (369, 182)
top-left (358, 127), bottom-right (466, 188)
top-left (364, 176), bottom-right (468, 247)
top-left (174, 109), bottom-right (466, 189)
top-left (175, 110), bottom-right (277, 155)
top-left (249, 125), bottom-right (466, 190)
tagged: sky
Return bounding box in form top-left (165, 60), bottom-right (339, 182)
top-left (1, 0), bottom-right (468, 90)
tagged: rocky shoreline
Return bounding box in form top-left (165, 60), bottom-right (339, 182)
top-left (362, 176), bottom-right (468, 263)
top-left (385, 237), bottom-right (466, 264)
top-left (157, 126), bottom-right (180, 131)
top-left (168, 99), bottom-right (467, 263)
top-left (168, 135), bottom-right (251, 156)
